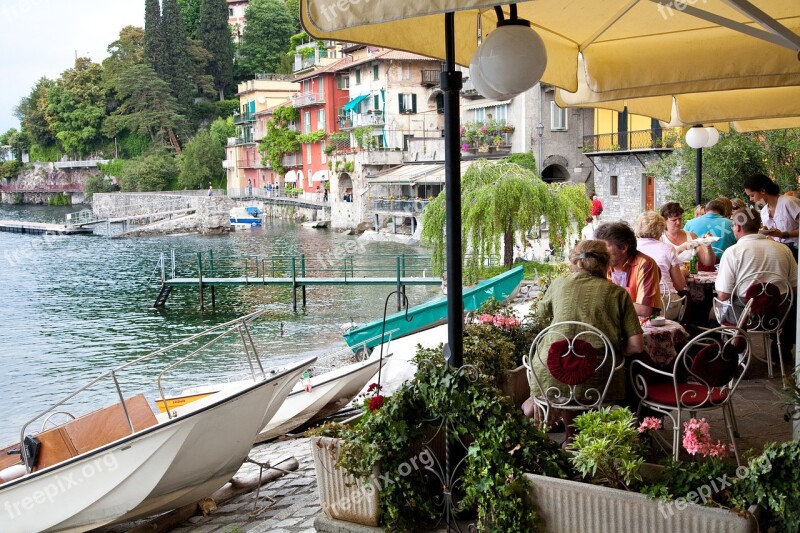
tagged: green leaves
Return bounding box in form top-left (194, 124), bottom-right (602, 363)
top-left (239, 0), bottom-right (296, 77)
top-left (259, 106), bottom-right (299, 175)
top-left (179, 130), bottom-right (225, 190)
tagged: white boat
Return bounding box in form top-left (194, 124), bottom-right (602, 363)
top-left (0, 311), bottom-right (313, 533)
top-left (229, 206), bottom-right (263, 229)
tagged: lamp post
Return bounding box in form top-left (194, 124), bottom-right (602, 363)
top-left (536, 122), bottom-right (544, 177)
top-left (685, 125), bottom-right (719, 207)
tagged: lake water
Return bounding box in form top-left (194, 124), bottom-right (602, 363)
top-left (0, 205), bottom-right (439, 444)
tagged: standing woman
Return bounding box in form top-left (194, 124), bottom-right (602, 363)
top-left (744, 173), bottom-right (800, 260)
top-left (659, 202), bottom-right (716, 267)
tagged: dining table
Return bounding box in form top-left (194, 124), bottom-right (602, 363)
top-left (686, 270), bottom-right (718, 302)
top-left (641, 318), bottom-right (690, 367)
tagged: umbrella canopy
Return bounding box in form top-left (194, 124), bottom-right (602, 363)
top-left (301, 0), bottom-right (800, 98)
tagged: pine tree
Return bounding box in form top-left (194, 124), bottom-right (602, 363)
top-left (161, 0), bottom-right (195, 108)
top-left (199, 0), bottom-right (234, 100)
top-left (144, 0), bottom-right (165, 77)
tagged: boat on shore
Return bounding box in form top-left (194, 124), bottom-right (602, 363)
top-left (342, 265), bottom-right (525, 353)
top-left (229, 206), bottom-right (263, 229)
top-left (0, 311), bottom-right (312, 533)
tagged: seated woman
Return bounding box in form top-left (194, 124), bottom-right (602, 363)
top-left (659, 202), bottom-right (716, 268)
top-left (522, 240), bottom-right (644, 442)
top-left (634, 211), bottom-right (687, 320)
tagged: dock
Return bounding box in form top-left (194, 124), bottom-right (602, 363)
top-left (0, 220), bottom-right (94, 235)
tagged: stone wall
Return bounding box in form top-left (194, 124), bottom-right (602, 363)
top-left (0, 162), bottom-right (97, 205)
top-left (591, 152), bottom-right (674, 223)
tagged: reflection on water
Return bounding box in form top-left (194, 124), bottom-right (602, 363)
top-left (0, 205), bottom-right (439, 444)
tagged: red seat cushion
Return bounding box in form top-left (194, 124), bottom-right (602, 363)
top-left (645, 383), bottom-right (728, 407)
top-left (546, 338), bottom-right (598, 386)
top-left (744, 282), bottom-right (781, 315)
top-left (690, 343), bottom-right (738, 386)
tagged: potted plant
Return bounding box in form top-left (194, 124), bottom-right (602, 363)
top-left (309, 364), bottom-right (572, 531)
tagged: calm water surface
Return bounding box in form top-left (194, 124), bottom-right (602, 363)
top-left (0, 205), bottom-right (438, 444)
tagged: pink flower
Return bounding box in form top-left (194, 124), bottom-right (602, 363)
top-left (368, 395), bottom-right (384, 411)
top-left (478, 314), bottom-right (494, 324)
top-left (682, 418), bottom-right (726, 457)
top-left (638, 416), bottom-right (663, 433)
top-left (503, 317), bottom-right (520, 330)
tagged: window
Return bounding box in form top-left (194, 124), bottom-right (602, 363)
top-left (473, 107), bottom-right (486, 123)
top-left (320, 141), bottom-right (327, 163)
top-left (399, 93), bottom-right (417, 114)
top-left (317, 109), bottom-right (325, 131)
top-left (303, 111), bottom-right (311, 133)
top-left (373, 94), bottom-right (380, 112)
top-left (355, 68), bottom-right (361, 84)
top-left (402, 63), bottom-right (411, 80)
top-left (306, 143), bottom-right (312, 165)
top-left (303, 80), bottom-right (311, 94)
top-left (610, 175), bottom-right (618, 196)
top-left (337, 75), bottom-right (349, 89)
top-left (318, 77), bottom-right (324, 99)
top-left (229, 8), bottom-right (233, 16)
top-left (375, 134), bottom-right (385, 148)
top-left (436, 93), bottom-right (444, 114)
top-left (551, 101), bottom-right (568, 131)
top-left (403, 134), bottom-right (414, 151)
top-left (494, 104), bottom-right (508, 122)
top-left (373, 63), bottom-right (379, 80)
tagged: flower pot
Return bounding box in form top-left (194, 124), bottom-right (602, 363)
top-left (310, 436), bottom-right (380, 526)
top-left (525, 473), bottom-right (757, 533)
top-left (501, 365), bottom-right (530, 409)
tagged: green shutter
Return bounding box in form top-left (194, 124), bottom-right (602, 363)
top-left (412, 94), bottom-right (417, 113)
top-left (374, 94), bottom-right (379, 110)
top-left (373, 63), bottom-right (379, 80)
top-left (399, 95), bottom-right (404, 113)
top-left (355, 68), bottom-right (361, 84)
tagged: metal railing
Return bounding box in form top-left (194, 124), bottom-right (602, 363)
top-left (582, 129), bottom-right (676, 152)
top-left (291, 92), bottom-right (326, 107)
top-left (371, 198), bottom-right (430, 213)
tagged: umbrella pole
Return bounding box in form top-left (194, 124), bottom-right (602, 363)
top-left (442, 12), bottom-right (464, 369)
top-left (695, 146), bottom-right (703, 207)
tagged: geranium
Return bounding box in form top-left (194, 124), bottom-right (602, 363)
top-left (461, 142), bottom-right (471, 151)
top-left (368, 394), bottom-right (384, 411)
top-left (638, 416), bottom-right (663, 433)
top-left (367, 382), bottom-right (382, 393)
top-left (682, 418), bottom-right (726, 457)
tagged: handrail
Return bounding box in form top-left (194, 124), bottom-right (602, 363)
top-left (18, 309), bottom-right (268, 469)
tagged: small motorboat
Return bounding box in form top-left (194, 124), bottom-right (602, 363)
top-left (230, 206), bottom-right (263, 229)
top-left (0, 310), bottom-right (313, 533)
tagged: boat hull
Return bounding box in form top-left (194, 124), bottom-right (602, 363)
top-left (0, 358), bottom-right (312, 533)
top-left (342, 265), bottom-right (524, 350)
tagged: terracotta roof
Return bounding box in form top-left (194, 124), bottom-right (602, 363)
top-left (379, 50), bottom-right (441, 62)
top-left (294, 57), bottom-right (353, 82)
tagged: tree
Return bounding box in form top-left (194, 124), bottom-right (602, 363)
top-left (186, 38), bottom-right (218, 98)
top-left (161, 0), bottom-right (195, 107)
top-left (647, 129), bottom-right (800, 208)
top-left (144, 0), bottom-right (165, 77)
top-left (239, 0), bottom-right (295, 76)
top-left (199, 0), bottom-right (234, 100)
top-left (103, 26), bottom-right (145, 89)
top-left (105, 63), bottom-right (187, 153)
top-left (177, 0), bottom-right (202, 39)
top-left (258, 106), bottom-right (299, 175)
top-left (179, 130), bottom-right (224, 189)
top-left (119, 149), bottom-right (179, 191)
top-left (0, 128), bottom-right (28, 162)
top-left (15, 77), bottom-right (56, 148)
top-left (421, 160), bottom-right (590, 281)
top-left (285, 0), bottom-right (301, 33)
top-left (209, 115), bottom-right (236, 148)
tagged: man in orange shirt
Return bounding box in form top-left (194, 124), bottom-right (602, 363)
top-left (595, 222), bottom-right (662, 317)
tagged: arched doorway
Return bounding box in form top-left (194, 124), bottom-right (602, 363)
top-left (542, 164), bottom-right (569, 183)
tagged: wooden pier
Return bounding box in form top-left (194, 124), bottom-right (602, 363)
top-left (0, 220), bottom-right (94, 235)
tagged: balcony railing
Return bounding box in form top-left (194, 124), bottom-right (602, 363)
top-left (371, 198), bottom-right (430, 213)
top-left (238, 158), bottom-right (266, 169)
top-left (233, 112), bottom-right (255, 125)
top-left (282, 152), bottom-right (302, 168)
top-left (291, 92), bottom-right (326, 108)
top-left (421, 69), bottom-right (441, 86)
top-left (582, 129), bottom-right (677, 153)
top-left (338, 112), bottom-right (384, 130)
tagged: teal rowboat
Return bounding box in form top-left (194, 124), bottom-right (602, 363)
top-left (343, 265), bottom-right (525, 351)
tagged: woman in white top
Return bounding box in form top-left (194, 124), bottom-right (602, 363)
top-left (743, 173), bottom-right (800, 260)
top-left (635, 211), bottom-right (687, 320)
top-left (658, 202), bottom-right (716, 267)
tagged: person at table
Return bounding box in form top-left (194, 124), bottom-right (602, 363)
top-left (659, 202), bottom-right (716, 268)
top-left (595, 222), bottom-right (662, 318)
top-left (634, 212), bottom-right (687, 320)
top-left (715, 207), bottom-right (797, 348)
top-left (683, 199), bottom-right (737, 260)
top-left (743, 173), bottom-right (800, 260)
top-left (580, 215), bottom-right (596, 241)
top-left (522, 239), bottom-right (644, 441)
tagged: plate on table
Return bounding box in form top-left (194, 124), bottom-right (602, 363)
top-left (694, 236), bottom-right (720, 245)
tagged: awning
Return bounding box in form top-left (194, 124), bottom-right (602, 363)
top-left (342, 94), bottom-right (369, 113)
top-left (368, 161), bottom-right (476, 186)
top-left (464, 99), bottom-right (511, 111)
top-left (312, 170), bottom-right (329, 182)
top-left (284, 170), bottom-right (297, 183)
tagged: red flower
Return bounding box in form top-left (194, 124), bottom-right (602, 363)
top-left (367, 383), bottom-right (382, 393)
top-left (368, 395), bottom-right (384, 411)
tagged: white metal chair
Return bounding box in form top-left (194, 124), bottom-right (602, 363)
top-left (721, 271), bottom-right (794, 380)
top-left (660, 281), bottom-right (687, 322)
top-left (630, 326), bottom-right (751, 464)
top-left (522, 321), bottom-right (619, 428)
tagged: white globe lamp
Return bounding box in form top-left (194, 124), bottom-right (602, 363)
top-left (704, 126), bottom-right (719, 147)
top-left (477, 17), bottom-right (547, 97)
top-left (468, 48), bottom-right (515, 100)
top-left (685, 126), bottom-right (709, 149)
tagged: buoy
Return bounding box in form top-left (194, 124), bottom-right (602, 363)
top-left (302, 370), bottom-right (312, 392)
top-left (0, 464), bottom-right (27, 482)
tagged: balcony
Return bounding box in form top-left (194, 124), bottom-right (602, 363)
top-left (338, 111), bottom-right (384, 130)
top-left (291, 92), bottom-right (326, 108)
top-left (238, 158), bottom-right (266, 169)
top-left (233, 112), bottom-right (255, 125)
top-left (372, 198), bottom-right (430, 213)
top-left (460, 77), bottom-right (482, 100)
top-left (355, 149), bottom-right (404, 167)
top-left (582, 129), bottom-right (677, 153)
top-left (282, 152), bottom-right (302, 168)
top-left (421, 69), bottom-right (441, 86)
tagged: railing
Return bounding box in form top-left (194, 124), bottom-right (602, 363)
top-left (582, 129), bottom-right (676, 152)
top-left (282, 152), bottom-right (303, 167)
top-left (233, 112), bottom-right (255, 125)
top-left (237, 158), bottom-right (266, 168)
top-left (54, 159), bottom-right (108, 169)
top-left (339, 112), bottom-right (384, 129)
top-left (421, 69), bottom-right (441, 86)
top-left (372, 198), bottom-right (430, 213)
top-left (291, 92), bottom-right (326, 107)
top-left (66, 209), bottom-right (103, 226)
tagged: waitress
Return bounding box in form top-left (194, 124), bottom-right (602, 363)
top-left (743, 173), bottom-right (800, 260)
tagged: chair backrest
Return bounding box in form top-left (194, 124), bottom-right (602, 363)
top-left (730, 271), bottom-right (794, 333)
top-left (660, 281), bottom-right (687, 321)
top-left (677, 326), bottom-right (750, 401)
top-left (522, 321), bottom-right (618, 411)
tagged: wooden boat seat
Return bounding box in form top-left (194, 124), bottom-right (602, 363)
top-left (0, 394), bottom-right (157, 474)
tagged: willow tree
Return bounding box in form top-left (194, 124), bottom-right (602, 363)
top-left (421, 159), bottom-right (590, 282)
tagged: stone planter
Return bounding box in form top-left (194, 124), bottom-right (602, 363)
top-left (525, 473), bottom-right (757, 533)
top-left (310, 436), bottom-right (380, 526)
top-left (501, 365), bottom-right (530, 409)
